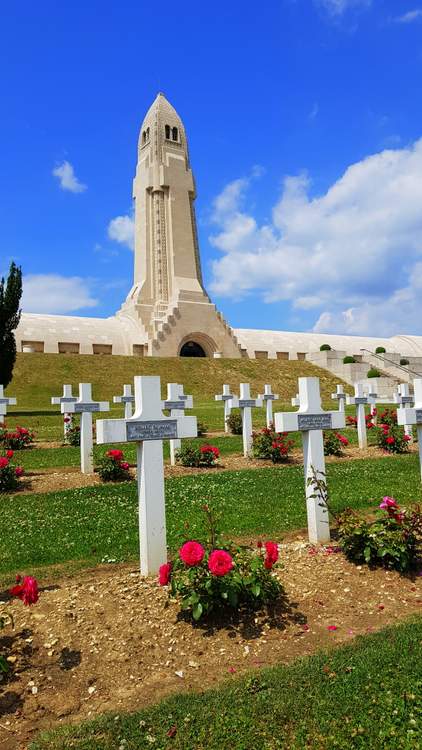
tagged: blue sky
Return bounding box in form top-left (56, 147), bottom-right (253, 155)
top-left (1, 0), bottom-right (422, 335)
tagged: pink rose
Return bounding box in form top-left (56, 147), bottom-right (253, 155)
top-left (379, 496), bottom-right (398, 510)
top-left (10, 575), bottom-right (39, 606)
top-left (264, 541), bottom-right (279, 570)
top-left (179, 541), bottom-right (205, 566)
top-left (158, 562), bottom-right (172, 585)
top-left (208, 549), bottom-right (233, 576)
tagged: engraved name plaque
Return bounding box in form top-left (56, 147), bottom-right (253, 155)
top-left (401, 396), bottom-right (413, 404)
top-left (416, 409), bottom-right (422, 423)
top-left (126, 419), bottom-right (178, 441)
top-left (239, 400), bottom-right (257, 408)
top-left (164, 401), bottom-right (185, 410)
top-left (74, 403), bottom-right (100, 412)
top-left (354, 397), bottom-right (368, 405)
top-left (0, 399), bottom-right (9, 404)
top-left (297, 414), bottom-right (332, 431)
top-left (61, 397), bottom-right (77, 403)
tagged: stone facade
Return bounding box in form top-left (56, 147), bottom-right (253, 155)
top-left (14, 94), bottom-right (422, 360)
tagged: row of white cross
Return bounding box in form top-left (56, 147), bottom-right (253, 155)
top-left (3, 376), bottom-right (422, 577)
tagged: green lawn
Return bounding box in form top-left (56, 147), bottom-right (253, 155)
top-left (31, 617), bottom-right (422, 749)
top-left (1, 455), bottom-right (421, 579)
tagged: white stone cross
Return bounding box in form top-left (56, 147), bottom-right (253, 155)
top-left (64, 383), bottom-right (109, 474)
top-left (0, 385), bottom-right (17, 425)
top-left (331, 385), bottom-right (347, 412)
top-left (258, 384), bottom-right (279, 428)
top-left (215, 384), bottom-right (238, 433)
top-left (162, 382), bottom-right (193, 465)
top-left (96, 376), bottom-right (197, 575)
top-left (394, 383), bottom-right (414, 441)
top-left (236, 383), bottom-right (262, 457)
top-left (346, 384), bottom-right (376, 449)
top-left (397, 378), bottom-right (422, 479)
top-left (113, 384), bottom-right (135, 420)
top-left (291, 393), bottom-right (300, 407)
top-left (275, 377), bottom-right (345, 544)
top-left (51, 384), bottom-right (77, 438)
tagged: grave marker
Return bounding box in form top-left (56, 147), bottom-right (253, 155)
top-left (236, 383), bottom-right (262, 457)
top-left (258, 384), bottom-right (279, 428)
top-left (97, 376), bottom-right (197, 575)
top-left (51, 384), bottom-right (77, 438)
top-left (275, 377), bottom-right (345, 544)
top-left (346, 384), bottom-right (376, 449)
top-left (397, 378), bottom-right (422, 479)
top-left (215, 385), bottom-right (238, 432)
top-left (331, 385), bottom-right (347, 412)
top-left (291, 393), bottom-right (300, 407)
top-left (162, 383), bottom-right (193, 465)
top-left (394, 384), bottom-right (414, 441)
top-left (65, 383), bottom-right (109, 473)
top-left (113, 384), bottom-right (135, 419)
top-left (0, 385), bottom-right (17, 425)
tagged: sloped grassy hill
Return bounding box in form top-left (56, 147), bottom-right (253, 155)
top-left (8, 353), bottom-right (351, 409)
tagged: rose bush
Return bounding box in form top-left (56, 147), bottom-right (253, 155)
top-left (376, 422), bottom-right (411, 454)
top-left (159, 506), bottom-right (282, 620)
top-left (0, 425), bottom-right (34, 450)
top-left (226, 410), bottom-right (242, 435)
top-left (97, 449), bottom-right (131, 482)
top-left (176, 443), bottom-right (220, 468)
top-left (0, 450), bottom-right (24, 492)
top-left (324, 432), bottom-right (349, 457)
top-left (252, 426), bottom-right (294, 463)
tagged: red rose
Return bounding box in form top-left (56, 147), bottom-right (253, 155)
top-left (121, 462), bottom-right (129, 470)
top-left (107, 449), bottom-right (124, 460)
top-left (6, 450), bottom-right (14, 459)
top-left (179, 541), bottom-right (205, 566)
top-left (386, 437), bottom-right (395, 445)
top-left (15, 466), bottom-right (24, 477)
top-left (257, 540), bottom-right (263, 549)
top-left (158, 562), bottom-right (172, 585)
top-left (10, 575), bottom-right (39, 606)
top-left (208, 549), bottom-right (233, 576)
top-left (64, 416), bottom-right (71, 423)
top-left (0, 457), bottom-right (9, 469)
top-left (264, 541), bottom-right (279, 569)
top-left (403, 435), bottom-right (411, 442)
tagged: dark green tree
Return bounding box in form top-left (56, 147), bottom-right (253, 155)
top-left (0, 262), bottom-right (23, 387)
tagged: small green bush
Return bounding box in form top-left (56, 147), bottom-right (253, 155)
top-left (97, 449), bottom-right (131, 482)
top-left (319, 344), bottom-right (331, 351)
top-left (227, 409), bottom-right (242, 435)
top-left (176, 443), bottom-right (220, 468)
top-left (367, 368), bottom-right (381, 378)
top-left (197, 421), bottom-right (208, 437)
top-left (65, 424), bottom-right (81, 446)
top-left (252, 427), bottom-right (294, 463)
top-left (324, 432), bottom-right (349, 456)
top-left (343, 356), bottom-right (356, 364)
top-left (375, 346), bottom-right (386, 354)
top-left (400, 358), bottom-right (409, 366)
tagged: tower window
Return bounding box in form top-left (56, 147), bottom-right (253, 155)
top-left (172, 127), bottom-right (178, 141)
top-left (165, 124), bottom-right (171, 139)
top-left (142, 128), bottom-right (150, 145)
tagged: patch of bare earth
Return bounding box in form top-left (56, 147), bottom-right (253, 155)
top-left (1, 544), bottom-right (421, 749)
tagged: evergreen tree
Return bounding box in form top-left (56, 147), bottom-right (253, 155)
top-left (0, 262), bottom-right (23, 387)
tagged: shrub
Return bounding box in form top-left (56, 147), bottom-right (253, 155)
top-left (367, 368), bottom-right (381, 378)
top-left (97, 449), bottom-right (131, 482)
top-left (320, 344), bottom-right (331, 351)
top-left (337, 498), bottom-right (422, 572)
top-left (400, 358), bottom-right (409, 366)
top-left (346, 414), bottom-right (374, 430)
top-left (377, 408), bottom-right (397, 426)
top-left (324, 432), bottom-right (349, 456)
top-left (375, 346), bottom-right (386, 354)
top-left (0, 450), bottom-right (24, 492)
top-left (252, 427), bottom-right (294, 463)
top-left (227, 409), bottom-right (242, 435)
top-left (343, 356), bottom-right (356, 364)
top-left (0, 425), bottom-right (34, 450)
top-left (65, 423), bottom-right (81, 446)
top-left (197, 420), bottom-right (208, 437)
top-left (376, 422), bottom-right (410, 454)
top-left (159, 505), bottom-right (283, 620)
top-left (176, 443), bottom-right (220, 468)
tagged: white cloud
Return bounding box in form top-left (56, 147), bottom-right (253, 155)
top-left (52, 161), bottom-right (87, 193)
top-left (22, 274), bottom-right (97, 313)
top-left (309, 102), bottom-right (319, 120)
top-left (394, 8), bottom-right (422, 23)
top-left (108, 214), bottom-right (135, 250)
top-left (317, 0), bottom-right (371, 16)
top-left (209, 138), bottom-right (422, 336)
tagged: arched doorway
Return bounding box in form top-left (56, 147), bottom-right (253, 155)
top-left (180, 340), bottom-right (206, 357)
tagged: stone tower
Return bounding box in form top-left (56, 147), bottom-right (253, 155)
top-left (118, 93), bottom-right (242, 358)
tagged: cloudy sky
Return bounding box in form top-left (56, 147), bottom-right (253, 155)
top-left (1, 0), bottom-right (422, 336)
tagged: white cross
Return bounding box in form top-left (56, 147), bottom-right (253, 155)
top-left (215, 384), bottom-right (238, 432)
top-left (397, 378), bottom-right (422, 480)
top-left (51, 384), bottom-right (77, 438)
top-left (64, 383), bottom-right (109, 474)
top-left (162, 383), bottom-right (193, 465)
top-left (96, 376), bottom-right (197, 575)
top-left (275, 377), bottom-right (345, 544)
top-left (346, 384), bottom-right (376, 449)
top-left (394, 383), bottom-right (414, 441)
top-left (362, 386), bottom-right (395, 425)
top-left (236, 383), bottom-right (262, 457)
top-left (258, 384), bottom-right (279, 428)
top-left (331, 385), bottom-right (347, 412)
top-left (291, 393), bottom-right (300, 407)
top-left (0, 385), bottom-right (17, 425)
top-left (113, 384), bottom-right (135, 420)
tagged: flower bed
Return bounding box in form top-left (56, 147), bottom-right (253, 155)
top-left (159, 506), bottom-right (282, 620)
top-left (376, 422), bottom-right (410, 454)
top-left (176, 443), bottom-right (220, 468)
top-left (0, 424), bottom-right (35, 450)
top-left (252, 426), bottom-right (294, 463)
top-left (97, 449), bottom-right (131, 482)
top-left (0, 450), bottom-right (24, 492)
top-left (324, 432), bottom-right (349, 456)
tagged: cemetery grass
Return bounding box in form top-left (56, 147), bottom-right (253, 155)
top-left (1, 454), bottom-right (422, 580)
top-left (30, 617), bottom-right (422, 750)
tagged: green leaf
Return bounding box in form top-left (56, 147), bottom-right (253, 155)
top-left (251, 583), bottom-right (261, 597)
top-left (363, 546), bottom-right (371, 563)
top-left (192, 602), bottom-right (203, 620)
